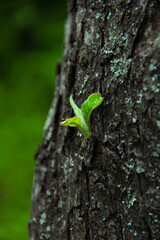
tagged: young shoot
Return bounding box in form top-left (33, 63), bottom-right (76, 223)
top-left (60, 93), bottom-right (104, 138)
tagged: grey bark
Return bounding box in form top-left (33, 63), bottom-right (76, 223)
top-left (29, 0), bottom-right (160, 239)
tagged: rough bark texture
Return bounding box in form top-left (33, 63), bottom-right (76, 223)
top-left (29, 0), bottom-right (160, 239)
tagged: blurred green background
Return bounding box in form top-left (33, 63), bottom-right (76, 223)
top-left (0, 1), bottom-right (67, 239)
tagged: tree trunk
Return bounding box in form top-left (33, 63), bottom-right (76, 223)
top-left (29, 0), bottom-right (160, 239)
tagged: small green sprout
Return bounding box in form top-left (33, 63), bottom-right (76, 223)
top-left (60, 93), bottom-right (104, 138)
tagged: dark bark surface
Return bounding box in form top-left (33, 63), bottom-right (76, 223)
top-left (29, 0), bottom-right (160, 239)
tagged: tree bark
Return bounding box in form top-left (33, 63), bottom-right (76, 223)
top-left (29, 0), bottom-right (160, 239)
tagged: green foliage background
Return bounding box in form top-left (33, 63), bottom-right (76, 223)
top-left (0, 1), bottom-right (67, 239)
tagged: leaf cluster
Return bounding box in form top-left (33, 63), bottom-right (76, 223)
top-left (60, 93), bottom-right (104, 138)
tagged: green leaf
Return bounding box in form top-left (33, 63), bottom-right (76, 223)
top-left (70, 94), bottom-right (90, 135)
top-left (81, 93), bottom-right (104, 125)
top-left (70, 94), bottom-right (83, 119)
top-left (60, 116), bottom-right (91, 138)
top-left (60, 116), bottom-right (82, 127)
